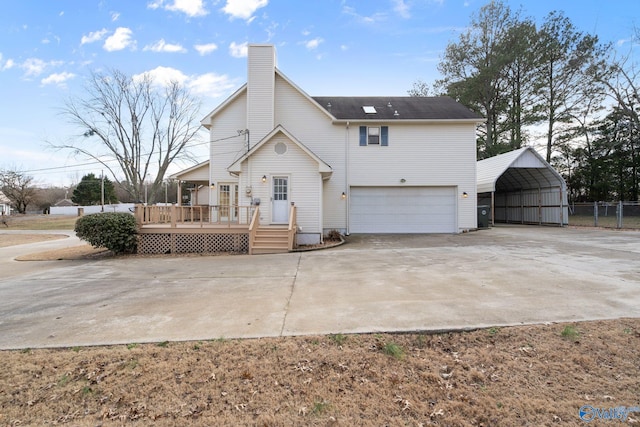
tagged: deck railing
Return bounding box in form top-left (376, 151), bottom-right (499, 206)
top-left (135, 204), bottom-right (254, 228)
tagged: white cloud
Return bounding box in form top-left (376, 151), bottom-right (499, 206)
top-left (221, 0), bottom-right (268, 20)
top-left (617, 38), bottom-right (632, 47)
top-left (134, 66), bottom-right (188, 86)
top-left (15, 58), bottom-right (64, 78)
top-left (304, 38), bottom-right (323, 50)
top-left (104, 27), bottom-right (135, 51)
top-left (393, 0), bottom-right (411, 18)
top-left (41, 71), bottom-right (76, 86)
top-left (133, 66), bottom-right (235, 99)
top-left (144, 39), bottom-right (187, 53)
top-left (148, 0), bottom-right (208, 17)
top-left (3, 58), bottom-right (16, 70)
top-left (194, 43), bottom-right (218, 55)
top-left (111, 12), bottom-right (120, 21)
top-left (81, 28), bottom-right (108, 45)
top-left (22, 58), bottom-right (48, 76)
top-left (340, 44), bottom-right (349, 51)
top-left (229, 41), bottom-right (248, 58)
top-left (342, 5), bottom-right (387, 24)
top-left (188, 73), bottom-right (236, 97)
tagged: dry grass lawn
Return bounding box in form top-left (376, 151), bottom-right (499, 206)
top-left (1, 215), bottom-right (639, 425)
top-left (1, 320), bottom-right (639, 426)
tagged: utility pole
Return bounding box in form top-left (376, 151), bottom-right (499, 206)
top-left (101, 170), bottom-right (104, 212)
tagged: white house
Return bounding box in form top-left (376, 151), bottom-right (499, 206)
top-left (0, 190), bottom-right (11, 216)
top-left (176, 44), bottom-right (482, 245)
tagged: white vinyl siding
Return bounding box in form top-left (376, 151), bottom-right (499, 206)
top-left (349, 186), bottom-right (456, 233)
top-left (349, 123), bottom-right (477, 231)
top-left (239, 134), bottom-right (322, 236)
top-left (208, 91), bottom-right (247, 206)
top-left (274, 74), bottom-right (347, 231)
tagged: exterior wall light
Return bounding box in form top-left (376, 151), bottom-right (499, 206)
top-left (210, 183), bottom-right (215, 189)
top-left (462, 192), bottom-right (468, 198)
top-left (341, 192), bottom-right (347, 200)
top-left (400, 178), bottom-right (406, 183)
top-left (262, 175), bottom-right (267, 183)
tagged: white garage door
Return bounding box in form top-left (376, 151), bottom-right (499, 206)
top-left (349, 186), bottom-right (456, 233)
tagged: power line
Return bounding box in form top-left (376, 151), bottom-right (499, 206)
top-left (18, 132), bottom-right (245, 175)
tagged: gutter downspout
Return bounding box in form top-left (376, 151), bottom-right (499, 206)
top-left (345, 121), bottom-right (350, 235)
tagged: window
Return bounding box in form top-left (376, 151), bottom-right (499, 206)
top-left (368, 127), bottom-right (380, 144)
top-left (359, 126), bottom-right (389, 146)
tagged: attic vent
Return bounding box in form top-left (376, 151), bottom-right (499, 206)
top-left (362, 106), bottom-right (377, 114)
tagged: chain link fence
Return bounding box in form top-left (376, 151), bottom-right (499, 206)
top-left (569, 201), bottom-right (640, 229)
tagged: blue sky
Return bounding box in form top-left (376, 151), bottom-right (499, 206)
top-left (0, 0), bottom-right (637, 187)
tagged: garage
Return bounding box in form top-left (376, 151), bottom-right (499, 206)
top-left (477, 147), bottom-right (568, 226)
top-left (349, 186), bottom-right (457, 233)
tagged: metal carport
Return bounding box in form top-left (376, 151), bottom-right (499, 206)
top-left (477, 147), bottom-right (568, 226)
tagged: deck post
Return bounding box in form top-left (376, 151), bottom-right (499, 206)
top-left (171, 204), bottom-right (176, 228)
top-left (134, 205), bottom-right (142, 226)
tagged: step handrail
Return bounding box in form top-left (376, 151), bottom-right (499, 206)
top-left (248, 207), bottom-right (260, 255)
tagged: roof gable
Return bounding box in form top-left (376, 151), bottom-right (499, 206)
top-left (200, 84), bottom-right (247, 129)
top-left (312, 96), bottom-right (483, 121)
top-left (169, 160), bottom-right (210, 181)
top-left (0, 191), bottom-right (11, 205)
top-left (228, 125), bottom-right (332, 176)
top-left (477, 147), bottom-right (565, 193)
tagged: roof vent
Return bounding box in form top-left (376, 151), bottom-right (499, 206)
top-left (362, 106), bottom-right (376, 114)
top-left (394, 110), bottom-right (399, 117)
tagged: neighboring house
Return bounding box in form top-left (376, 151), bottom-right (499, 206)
top-left (0, 190), bottom-right (11, 215)
top-left (174, 44), bottom-right (483, 245)
top-left (53, 198), bottom-right (76, 207)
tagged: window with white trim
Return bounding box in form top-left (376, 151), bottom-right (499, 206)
top-left (359, 126), bottom-right (389, 146)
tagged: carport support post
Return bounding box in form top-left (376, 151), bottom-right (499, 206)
top-left (617, 201), bottom-right (623, 229)
top-left (491, 191), bottom-right (495, 226)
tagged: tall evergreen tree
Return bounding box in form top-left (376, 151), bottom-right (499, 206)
top-left (72, 173), bottom-right (118, 206)
top-left (535, 11), bottom-right (606, 162)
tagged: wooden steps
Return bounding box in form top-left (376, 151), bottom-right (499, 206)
top-left (251, 226), bottom-right (290, 254)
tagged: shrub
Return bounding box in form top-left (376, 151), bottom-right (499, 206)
top-left (74, 212), bottom-right (137, 254)
top-left (325, 229), bottom-right (342, 241)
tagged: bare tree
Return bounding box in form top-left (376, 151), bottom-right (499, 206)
top-left (53, 69), bottom-right (202, 203)
top-left (0, 169), bottom-right (37, 214)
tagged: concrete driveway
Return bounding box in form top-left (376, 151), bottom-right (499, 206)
top-left (0, 226), bottom-right (638, 349)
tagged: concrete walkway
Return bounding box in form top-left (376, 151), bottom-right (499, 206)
top-left (0, 226), bottom-right (638, 349)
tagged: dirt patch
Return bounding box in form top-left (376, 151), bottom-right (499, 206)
top-left (15, 244), bottom-right (112, 261)
top-left (0, 233), bottom-right (67, 248)
top-left (1, 318), bottom-right (639, 426)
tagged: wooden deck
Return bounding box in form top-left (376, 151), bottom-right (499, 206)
top-left (134, 204), bottom-right (297, 255)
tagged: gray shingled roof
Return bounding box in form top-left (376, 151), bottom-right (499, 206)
top-left (312, 96), bottom-right (482, 120)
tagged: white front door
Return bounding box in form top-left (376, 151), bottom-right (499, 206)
top-left (271, 176), bottom-right (289, 223)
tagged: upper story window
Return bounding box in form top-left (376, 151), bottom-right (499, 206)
top-left (359, 126), bottom-right (389, 146)
top-left (368, 127), bottom-right (380, 144)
